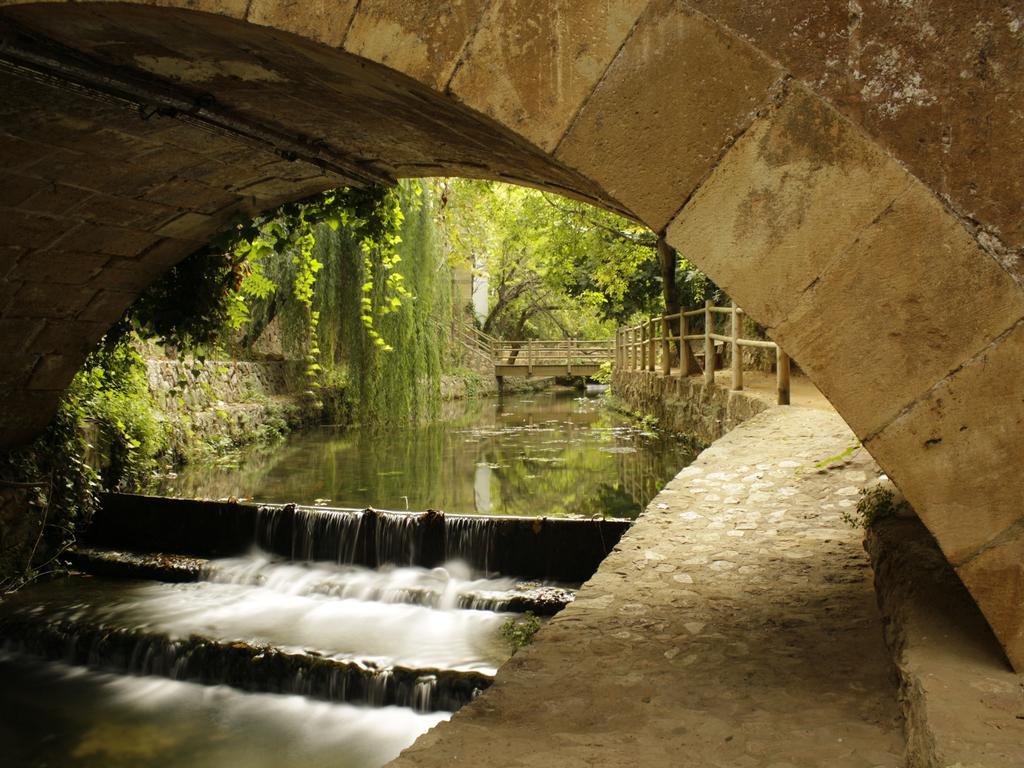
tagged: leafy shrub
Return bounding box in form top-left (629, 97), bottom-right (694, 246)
top-left (70, 338), bottom-right (169, 491)
top-left (451, 368), bottom-right (486, 400)
top-left (592, 360), bottom-right (613, 385)
top-left (841, 483), bottom-right (910, 529)
top-left (501, 612), bottom-right (541, 652)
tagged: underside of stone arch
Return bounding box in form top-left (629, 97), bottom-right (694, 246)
top-left (0, 0), bottom-right (1021, 669)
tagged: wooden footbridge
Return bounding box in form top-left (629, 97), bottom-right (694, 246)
top-left (451, 300), bottom-right (791, 400)
top-left (452, 325), bottom-right (614, 378)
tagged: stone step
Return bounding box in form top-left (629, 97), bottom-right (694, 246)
top-left (69, 548), bottom-right (207, 583)
top-left (89, 493), bottom-right (631, 582)
top-left (69, 548), bottom-right (575, 616)
top-left (0, 615), bottom-right (492, 713)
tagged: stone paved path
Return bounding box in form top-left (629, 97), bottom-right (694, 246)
top-left (389, 407), bottom-right (905, 768)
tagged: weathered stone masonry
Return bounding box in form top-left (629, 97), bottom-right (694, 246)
top-left (0, 0), bottom-right (1021, 667)
top-left (612, 368), bottom-right (769, 445)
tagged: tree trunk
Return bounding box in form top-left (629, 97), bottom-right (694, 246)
top-left (657, 236), bottom-right (680, 320)
top-left (657, 237), bottom-right (697, 371)
top-left (505, 311), bottom-right (532, 364)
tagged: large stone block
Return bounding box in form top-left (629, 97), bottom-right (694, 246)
top-left (32, 319), bottom-right (107, 356)
top-left (865, 319), bottom-right (1024, 566)
top-left (665, 86), bottom-right (911, 329)
top-left (92, 259), bottom-right (161, 293)
top-left (956, 531), bottom-right (1024, 671)
top-left (27, 353), bottom-right (77, 391)
top-left (135, 238), bottom-right (202, 270)
top-left (0, 210), bottom-right (75, 250)
top-left (0, 352), bottom-right (37, 388)
top-left (77, 288), bottom-right (137, 325)
top-left (58, 223), bottom-right (160, 259)
top-left (773, 183), bottom-right (1024, 438)
top-left (555, 0), bottom-right (783, 230)
top-left (6, 250), bottom-right (109, 286)
top-left (450, 0), bottom-right (647, 151)
top-left (688, 0), bottom-right (1024, 252)
top-left (8, 282), bottom-right (97, 320)
top-left (246, 0), bottom-right (357, 47)
top-left (15, 181), bottom-right (95, 218)
top-left (0, 320), bottom-right (44, 355)
top-left (155, 212), bottom-right (217, 241)
top-left (0, 174), bottom-right (48, 208)
top-left (74, 194), bottom-right (178, 230)
top-left (140, 179), bottom-right (239, 216)
top-left (0, 389), bottom-right (62, 446)
top-left (344, 0), bottom-right (487, 90)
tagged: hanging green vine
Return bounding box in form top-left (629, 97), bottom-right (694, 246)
top-left (309, 181), bottom-right (450, 426)
top-left (120, 186), bottom-right (413, 369)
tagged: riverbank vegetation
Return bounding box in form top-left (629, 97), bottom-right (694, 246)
top-left (1, 178), bottom-right (723, 589)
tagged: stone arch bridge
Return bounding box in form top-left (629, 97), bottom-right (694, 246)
top-left (0, 1), bottom-right (1021, 670)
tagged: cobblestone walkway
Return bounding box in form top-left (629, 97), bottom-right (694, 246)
top-left (390, 407), bottom-right (905, 768)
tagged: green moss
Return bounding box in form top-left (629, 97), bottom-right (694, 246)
top-left (449, 368), bottom-right (487, 400)
top-left (501, 612), bottom-right (541, 653)
top-left (842, 484), bottom-right (911, 529)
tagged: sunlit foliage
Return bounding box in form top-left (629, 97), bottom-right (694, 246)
top-left (438, 179), bottom-right (720, 338)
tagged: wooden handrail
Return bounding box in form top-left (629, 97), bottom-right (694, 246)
top-left (614, 302), bottom-right (790, 405)
top-left (484, 334), bottom-right (616, 375)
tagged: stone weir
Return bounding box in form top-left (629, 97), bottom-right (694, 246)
top-left (0, 614), bottom-right (489, 714)
top-left (88, 494), bottom-right (632, 582)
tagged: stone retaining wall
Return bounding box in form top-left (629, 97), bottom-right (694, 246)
top-left (144, 357), bottom-right (317, 457)
top-left (148, 359), bottom-right (551, 455)
top-left (611, 369), bottom-right (768, 444)
top-left (867, 517), bottom-right (1024, 767)
top-left (440, 372), bottom-right (553, 402)
top-left (145, 357), bottom-right (306, 414)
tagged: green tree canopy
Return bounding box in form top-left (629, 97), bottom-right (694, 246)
top-left (438, 179), bottom-right (719, 339)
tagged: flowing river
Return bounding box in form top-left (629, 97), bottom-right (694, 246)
top-left (1, 389), bottom-right (696, 767)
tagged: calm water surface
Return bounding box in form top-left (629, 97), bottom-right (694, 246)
top-left (157, 390), bottom-right (697, 519)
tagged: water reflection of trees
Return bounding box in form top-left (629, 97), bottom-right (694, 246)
top-left (158, 393), bottom-right (696, 518)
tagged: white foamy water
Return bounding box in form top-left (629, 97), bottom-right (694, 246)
top-left (203, 555), bottom-right (518, 610)
top-left (0, 654), bottom-right (448, 768)
top-left (11, 569), bottom-right (510, 673)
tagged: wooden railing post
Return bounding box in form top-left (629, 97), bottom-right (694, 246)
top-left (631, 327), bottom-right (637, 371)
top-left (660, 315), bottom-right (671, 375)
top-left (704, 300), bottom-right (715, 385)
top-left (641, 319), bottom-right (647, 371)
top-left (681, 313), bottom-right (694, 377)
top-left (527, 340), bottom-right (533, 375)
top-left (648, 318), bottom-right (656, 371)
top-left (648, 319), bottom-right (655, 371)
top-left (777, 347), bottom-right (791, 406)
top-left (640, 320), bottom-right (647, 372)
top-left (731, 302), bottom-right (743, 391)
top-left (639, 320), bottom-right (645, 371)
